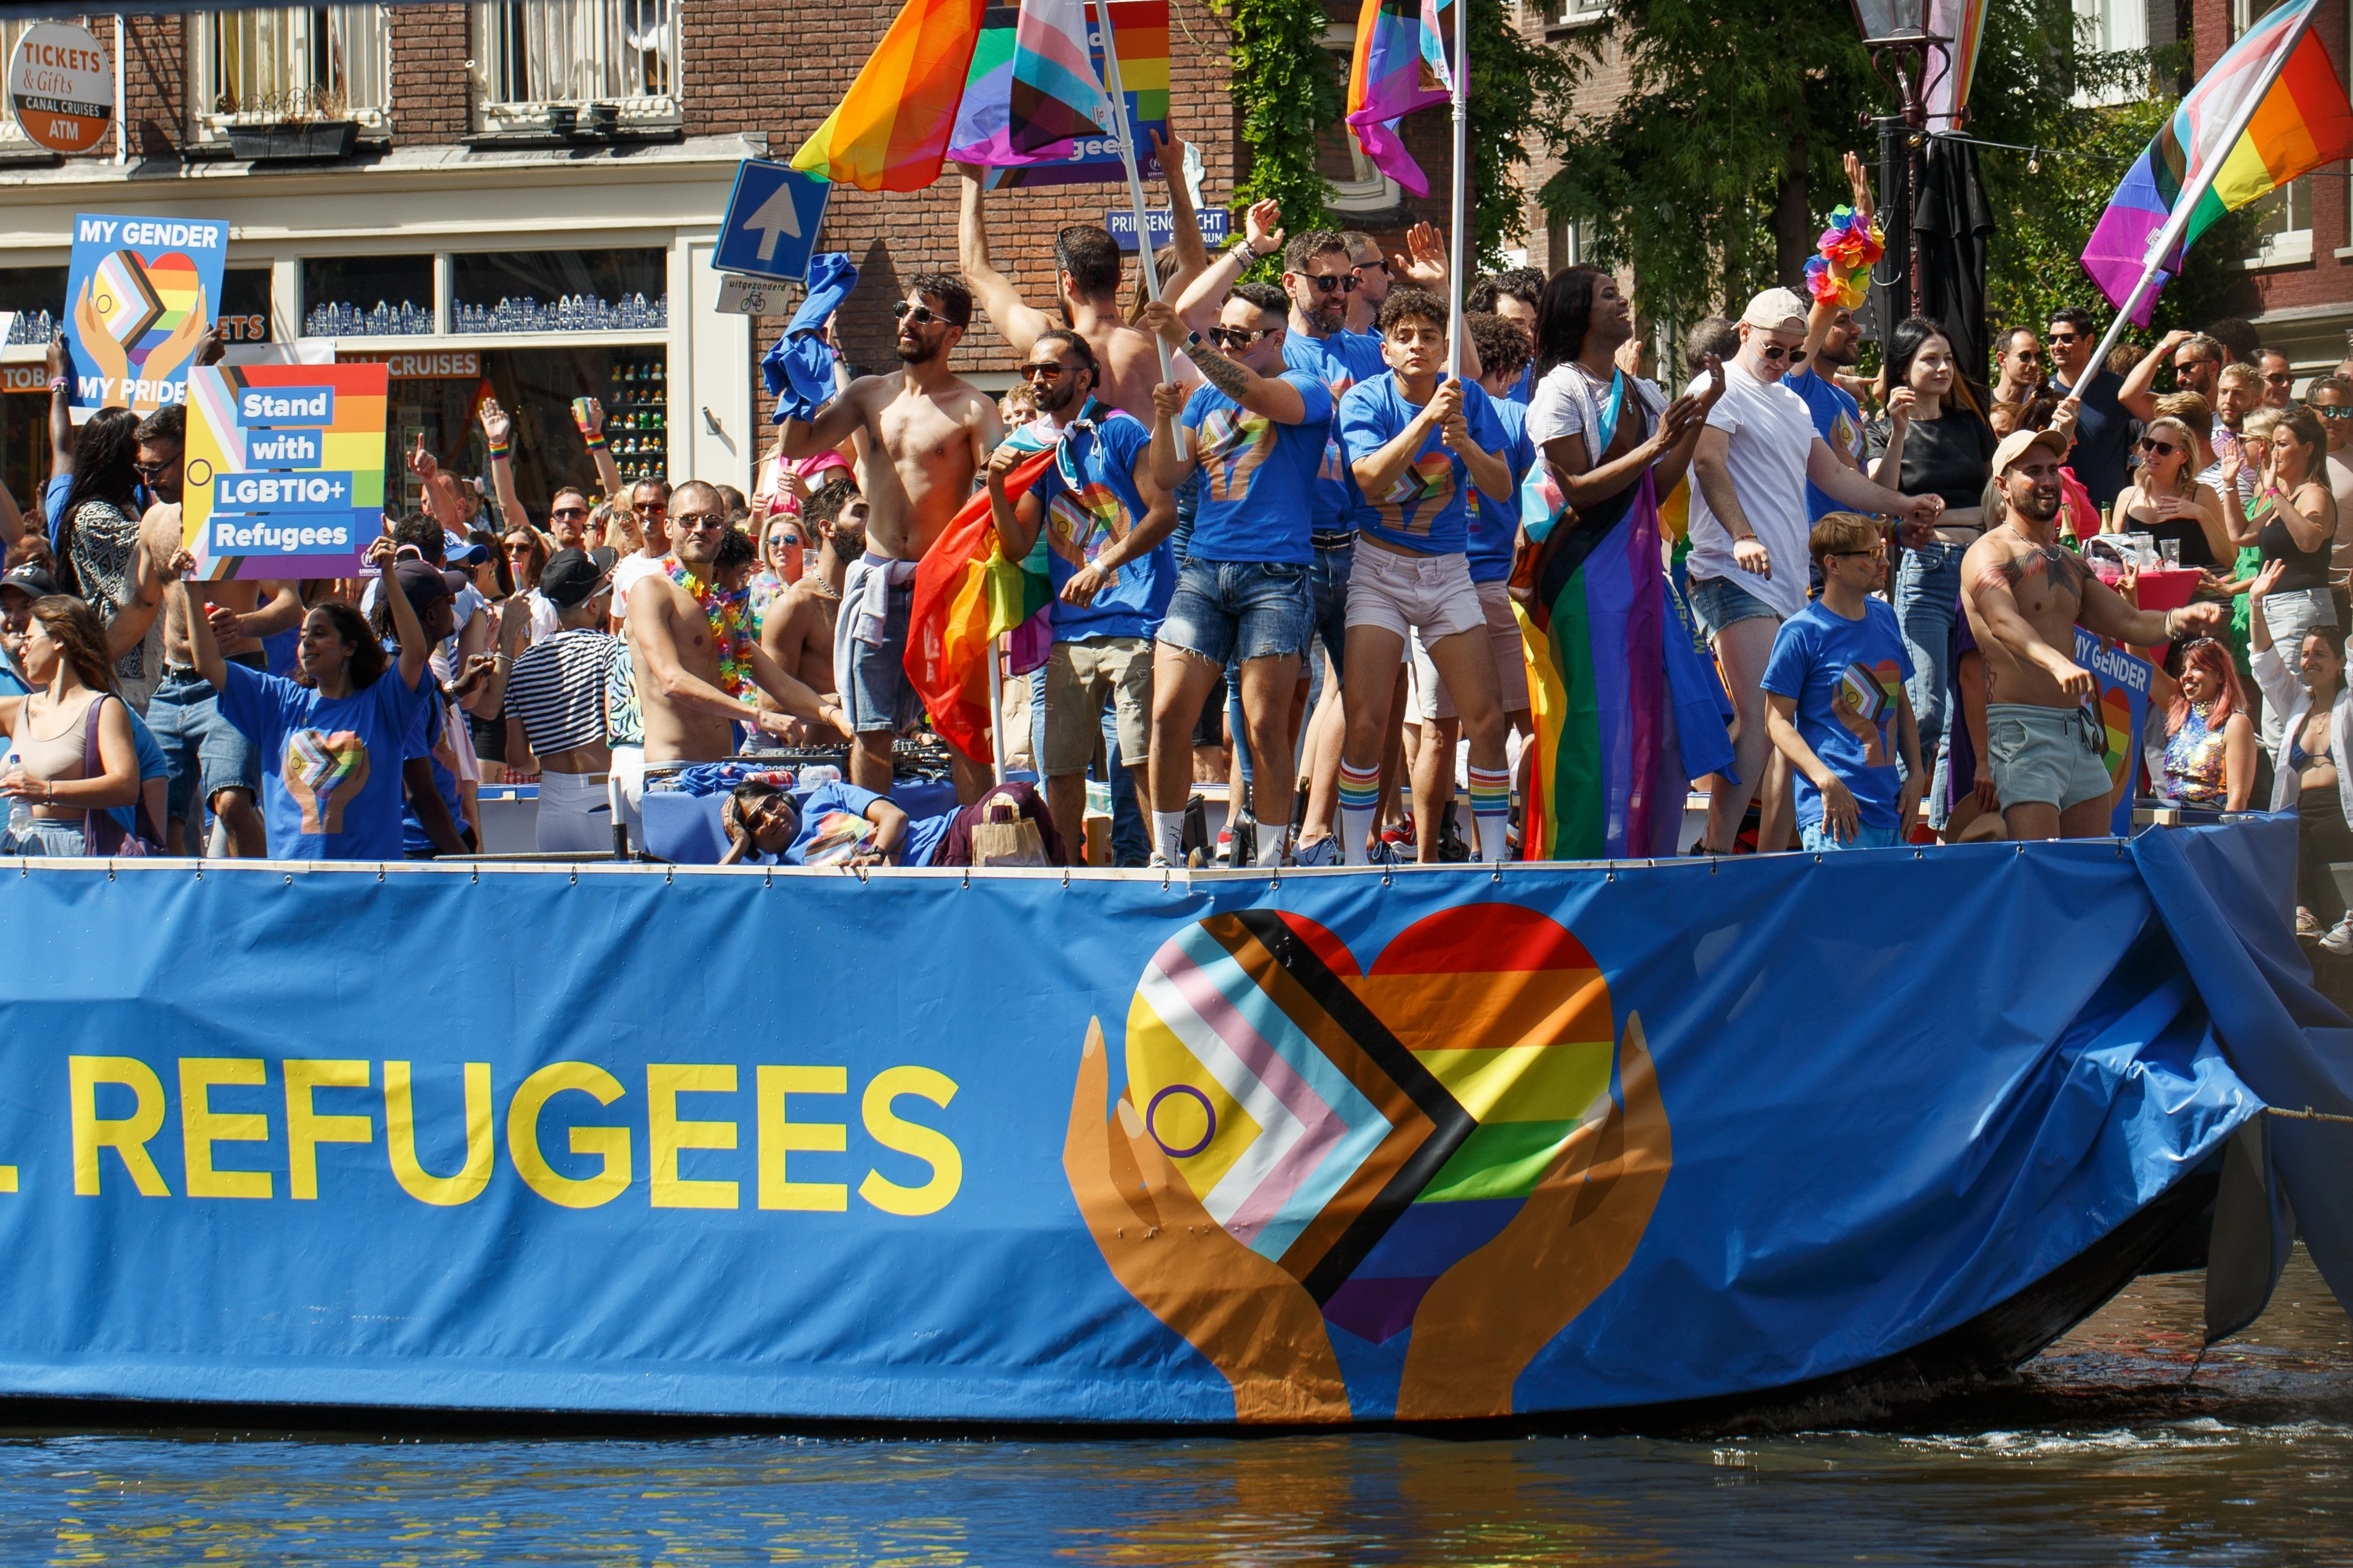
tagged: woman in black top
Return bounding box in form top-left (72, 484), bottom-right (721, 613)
top-left (2109, 414), bottom-right (2230, 570)
top-left (1865, 316), bottom-right (1997, 796)
top-left (2223, 406), bottom-right (2340, 676)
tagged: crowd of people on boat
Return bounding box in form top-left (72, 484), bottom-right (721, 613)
top-left (3, 138), bottom-right (2351, 937)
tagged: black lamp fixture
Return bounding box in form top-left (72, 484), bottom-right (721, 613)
top-left (1847, 0), bottom-right (1949, 123)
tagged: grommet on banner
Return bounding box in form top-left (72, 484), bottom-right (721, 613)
top-left (570, 867), bottom-right (578, 885)
top-left (1491, 861), bottom-right (1503, 883)
top-left (377, 867), bottom-right (385, 882)
top-left (763, 868), bottom-right (772, 889)
top-left (2016, 842), bottom-right (2026, 856)
top-left (963, 866), bottom-right (971, 890)
top-left (1160, 865), bottom-right (1170, 892)
top-left (1710, 856), bottom-right (1719, 875)
top-left (1061, 863), bottom-right (1071, 889)
top-left (470, 867), bottom-right (479, 885)
top-left (107, 861), bottom-right (115, 882)
top-left (286, 873), bottom-right (294, 886)
top-left (1815, 853), bottom-right (1824, 864)
top-left (1914, 849), bottom-right (1924, 859)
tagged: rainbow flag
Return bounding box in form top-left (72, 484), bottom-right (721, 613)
top-left (791, 0), bottom-right (987, 192)
top-left (1345, 0), bottom-right (1452, 198)
top-left (1008, 0), bottom-right (1114, 154)
top-left (947, 2), bottom-right (1171, 184)
top-left (904, 446), bottom-right (1057, 765)
top-left (2081, 0), bottom-right (2353, 323)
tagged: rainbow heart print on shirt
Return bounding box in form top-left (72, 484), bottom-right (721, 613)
top-left (1122, 904), bottom-right (1634, 1344)
top-left (1833, 658), bottom-right (1905, 767)
top-left (1047, 480), bottom-right (1130, 572)
top-left (1194, 407), bottom-right (1276, 503)
top-left (284, 729), bottom-right (369, 834)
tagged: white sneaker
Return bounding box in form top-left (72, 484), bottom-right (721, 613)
top-left (2323, 918), bottom-right (2353, 956)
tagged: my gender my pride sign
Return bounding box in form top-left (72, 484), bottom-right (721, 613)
top-left (182, 363), bottom-right (388, 582)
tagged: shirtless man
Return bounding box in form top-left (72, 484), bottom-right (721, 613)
top-left (123, 405), bottom-right (299, 855)
top-left (758, 476), bottom-right (866, 702)
top-left (778, 273), bottom-right (1002, 798)
top-left (957, 133), bottom-right (1207, 425)
top-left (628, 480), bottom-right (847, 786)
top-left (1963, 427), bottom-right (2225, 841)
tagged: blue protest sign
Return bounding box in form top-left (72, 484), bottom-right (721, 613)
top-left (2076, 628), bottom-right (2153, 834)
top-left (1106, 207), bottom-right (1229, 253)
top-left (62, 211), bottom-right (228, 414)
top-left (712, 161), bottom-right (831, 284)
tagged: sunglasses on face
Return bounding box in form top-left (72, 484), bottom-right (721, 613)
top-left (894, 301), bottom-right (955, 327)
top-left (2174, 357), bottom-right (2213, 373)
top-left (1353, 259), bottom-right (1388, 275)
top-left (1209, 326), bottom-right (1271, 349)
top-left (632, 501), bottom-right (666, 515)
top-left (551, 505), bottom-right (587, 520)
top-left (1019, 362), bottom-right (1068, 382)
top-left (132, 460), bottom-right (170, 479)
top-left (1304, 273), bottom-right (1358, 294)
top-left (2048, 331), bottom-right (2085, 345)
top-left (2139, 437), bottom-right (2179, 457)
top-left (768, 533), bottom-right (803, 550)
top-left (2266, 372), bottom-right (2295, 385)
top-left (2317, 404), bottom-right (2353, 418)
top-left (504, 543), bottom-right (537, 557)
top-left (1828, 544), bottom-right (1886, 561)
top-left (1757, 343), bottom-right (1807, 364)
top-left (2010, 349), bottom-right (2043, 362)
top-left (672, 512), bottom-right (727, 533)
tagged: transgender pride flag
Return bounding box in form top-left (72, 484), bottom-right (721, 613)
top-left (1007, 0), bottom-right (1116, 154)
top-left (2081, 0), bottom-right (2353, 323)
top-left (1345, 0), bottom-right (1453, 198)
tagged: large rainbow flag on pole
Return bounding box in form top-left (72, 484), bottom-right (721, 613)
top-left (791, 0), bottom-right (988, 191)
top-left (2080, 0), bottom-right (2353, 325)
top-left (1344, 0), bottom-right (1452, 198)
top-left (904, 446), bottom-right (1058, 765)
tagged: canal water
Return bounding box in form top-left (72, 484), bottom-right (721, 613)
top-left (2, 1251), bottom-right (2345, 1564)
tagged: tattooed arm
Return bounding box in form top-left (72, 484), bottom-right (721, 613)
top-left (1139, 303), bottom-right (1308, 424)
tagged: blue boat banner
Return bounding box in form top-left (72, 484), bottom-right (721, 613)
top-left (0, 821), bottom-right (2343, 1423)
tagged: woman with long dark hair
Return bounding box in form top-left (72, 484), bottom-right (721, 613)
top-left (1866, 316), bottom-right (1996, 794)
top-left (52, 408), bottom-right (160, 707)
top-left (191, 535), bottom-right (439, 860)
top-left (1514, 265), bottom-right (1730, 857)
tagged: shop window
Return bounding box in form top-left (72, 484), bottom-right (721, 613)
top-left (471, 0), bottom-right (682, 136)
top-left (188, 5), bottom-right (393, 145)
top-left (451, 248), bottom-right (667, 333)
top-left (303, 254), bottom-right (434, 337)
top-left (0, 266), bottom-right (67, 347)
top-left (1315, 24), bottom-right (1404, 215)
top-left (220, 268), bottom-right (275, 345)
top-left (0, 21), bottom-right (39, 148)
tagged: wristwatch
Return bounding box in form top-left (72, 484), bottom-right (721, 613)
top-left (1185, 330), bottom-right (1206, 353)
top-left (1227, 237), bottom-right (1264, 265)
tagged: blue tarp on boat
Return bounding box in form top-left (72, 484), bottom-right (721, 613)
top-left (0, 817), bottom-right (2341, 1423)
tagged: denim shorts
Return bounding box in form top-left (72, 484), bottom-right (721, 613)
top-left (836, 569), bottom-right (923, 737)
top-left (1799, 821), bottom-right (1902, 853)
top-left (1156, 557), bottom-right (1314, 668)
top-left (1685, 572), bottom-right (1782, 642)
top-left (146, 665), bottom-right (263, 823)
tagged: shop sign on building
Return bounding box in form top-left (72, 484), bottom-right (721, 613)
top-left (181, 363), bottom-right (388, 582)
top-left (6, 23), bottom-right (112, 156)
top-left (340, 350), bottom-right (482, 379)
top-left (62, 212), bottom-right (229, 414)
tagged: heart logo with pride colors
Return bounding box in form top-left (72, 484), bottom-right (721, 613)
top-left (91, 249), bottom-right (201, 367)
top-left (2099, 686), bottom-right (2134, 786)
top-left (284, 728), bottom-right (370, 834)
top-left (1123, 903), bottom-right (1637, 1345)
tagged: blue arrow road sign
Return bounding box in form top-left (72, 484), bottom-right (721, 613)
top-left (712, 160), bottom-right (831, 283)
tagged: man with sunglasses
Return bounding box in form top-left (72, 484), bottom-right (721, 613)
top-left (957, 142), bottom-right (1206, 425)
top-left (1687, 288), bottom-right (1943, 857)
top-left (1963, 427), bottom-right (2225, 841)
top-left (983, 330), bottom-right (1175, 862)
top-left (608, 477), bottom-right (674, 633)
top-left (1140, 286), bottom-right (1332, 867)
top-left (780, 274), bottom-right (1003, 799)
top-left (1988, 329), bottom-right (2058, 437)
top-left (2043, 307), bottom-right (2131, 507)
top-left (2258, 348), bottom-right (2298, 411)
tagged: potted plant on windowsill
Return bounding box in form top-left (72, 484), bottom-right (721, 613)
top-left (223, 85), bottom-right (360, 161)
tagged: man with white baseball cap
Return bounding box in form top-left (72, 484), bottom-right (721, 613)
top-left (1686, 286), bottom-right (1943, 854)
top-left (1962, 424), bottom-right (2223, 841)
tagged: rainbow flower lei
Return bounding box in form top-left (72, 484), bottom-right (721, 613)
top-left (664, 556), bottom-right (757, 698)
top-left (1804, 205), bottom-right (1885, 311)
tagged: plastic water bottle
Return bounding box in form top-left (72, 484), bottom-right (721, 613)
top-left (5, 750), bottom-right (29, 842)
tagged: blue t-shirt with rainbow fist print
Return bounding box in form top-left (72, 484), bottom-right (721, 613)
top-left (1177, 371), bottom-right (1333, 567)
top-left (1338, 373), bottom-right (1510, 557)
top-left (217, 660), bottom-right (432, 861)
top-left (1025, 410), bottom-right (1171, 643)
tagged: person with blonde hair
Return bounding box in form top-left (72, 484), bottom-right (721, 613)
top-left (2223, 406), bottom-right (2341, 712)
top-left (2110, 413), bottom-right (2231, 569)
top-left (0, 594), bottom-right (141, 855)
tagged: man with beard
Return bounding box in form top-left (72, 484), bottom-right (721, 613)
top-left (758, 477), bottom-right (866, 703)
top-left (124, 404), bottom-right (299, 854)
top-left (1962, 428), bottom-right (2224, 840)
top-left (956, 135), bottom-right (1204, 424)
top-left (2043, 307), bottom-right (2132, 508)
top-left (608, 475), bottom-right (674, 632)
top-left (984, 329), bottom-right (1175, 863)
top-left (627, 480), bottom-right (848, 800)
top-left (778, 275), bottom-right (1003, 797)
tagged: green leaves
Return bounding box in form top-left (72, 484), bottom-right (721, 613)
top-left (1219, 0), bottom-right (1344, 241)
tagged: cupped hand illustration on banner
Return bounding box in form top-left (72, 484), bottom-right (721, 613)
top-left (73, 248), bottom-right (210, 413)
top-left (1064, 904), bottom-right (1670, 1422)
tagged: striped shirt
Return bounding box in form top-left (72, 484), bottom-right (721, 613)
top-left (507, 628), bottom-right (617, 756)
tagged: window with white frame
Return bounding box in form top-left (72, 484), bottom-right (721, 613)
top-left (2249, 174), bottom-right (2313, 267)
top-left (1316, 24), bottom-right (1404, 214)
top-left (2071, 0), bottom-right (2148, 107)
top-left (1552, 0), bottom-right (1608, 26)
top-left (0, 20), bottom-right (37, 145)
top-left (188, 6), bottom-right (393, 141)
top-left (472, 0), bottom-right (681, 134)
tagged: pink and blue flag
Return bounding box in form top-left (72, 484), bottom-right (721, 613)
top-left (1345, 0), bottom-right (1452, 198)
top-left (1008, 0), bottom-right (1117, 154)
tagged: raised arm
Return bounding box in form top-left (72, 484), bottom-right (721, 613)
top-left (2117, 330), bottom-right (2188, 424)
top-left (1148, 381), bottom-right (1195, 491)
top-left (46, 334), bottom-right (74, 483)
top-left (1139, 303), bottom-right (1304, 423)
top-left (573, 397), bottom-right (624, 499)
top-left (779, 378), bottom-right (872, 462)
top-left (1173, 200), bottom-right (1283, 333)
top-left (176, 559), bottom-right (227, 692)
top-left (985, 443), bottom-right (1042, 562)
top-left (367, 536), bottom-right (433, 692)
top-left (1149, 128), bottom-right (1209, 301)
top-left (476, 404), bottom-right (528, 533)
top-left (0, 478), bottom-right (21, 556)
top-left (956, 163), bottom-right (1057, 357)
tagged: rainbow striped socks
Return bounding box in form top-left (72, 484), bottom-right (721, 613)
top-left (1468, 765), bottom-right (1511, 865)
top-left (1338, 760), bottom-right (1382, 865)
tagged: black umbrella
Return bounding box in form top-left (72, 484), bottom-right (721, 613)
top-left (1911, 134), bottom-right (1997, 387)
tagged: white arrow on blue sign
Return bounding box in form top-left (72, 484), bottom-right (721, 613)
top-left (712, 160), bottom-right (832, 284)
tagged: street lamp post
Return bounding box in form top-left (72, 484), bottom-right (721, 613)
top-left (1849, 0), bottom-right (1948, 323)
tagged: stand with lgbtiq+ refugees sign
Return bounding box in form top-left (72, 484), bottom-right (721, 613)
top-left (62, 212), bottom-right (226, 416)
top-left (180, 364), bottom-right (389, 583)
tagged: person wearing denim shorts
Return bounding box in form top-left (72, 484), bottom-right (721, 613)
top-left (1335, 287), bottom-right (1518, 864)
top-left (1139, 285), bottom-right (1329, 867)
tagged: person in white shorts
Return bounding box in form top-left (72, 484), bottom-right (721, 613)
top-left (1336, 287), bottom-right (1518, 863)
top-left (1409, 311), bottom-right (1536, 858)
top-left (500, 550), bottom-right (618, 852)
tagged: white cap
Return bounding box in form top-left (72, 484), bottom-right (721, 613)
top-left (1739, 287), bottom-right (1807, 333)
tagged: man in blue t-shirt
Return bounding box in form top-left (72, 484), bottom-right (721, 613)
top-left (720, 776), bottom-right (953, 868)
top-left (984, 329), bottom-right (1176, 864)
top-left (1762, 512), bottom-right (1925, 851)
top-left (1784, 296), bottom-right (1869, 524)
top-left (1139, 286), bottom-right (1331, 867)
top-left (1334, 287), bottom-right (1518, 865)
top-left (2044, 306), bottom-right (2133, 508)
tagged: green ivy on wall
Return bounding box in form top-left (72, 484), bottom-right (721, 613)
top-left (1217, 0), bottom-right (1343, 257)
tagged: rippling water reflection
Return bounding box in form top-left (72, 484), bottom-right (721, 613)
top-left (3, 1252), bottom-right (2347, 1565)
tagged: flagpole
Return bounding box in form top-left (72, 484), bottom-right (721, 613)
top-left (1445, 0), bottom-right (1468, 383)
top-left (2076, 3), bottom-right (2319, 386)
top-left (989, 633), bottom-right (1008, 786)
top-left (1093, 0), bottom-right (1175, 382)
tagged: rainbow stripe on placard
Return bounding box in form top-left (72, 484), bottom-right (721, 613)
top-left (181, 363), bottom-right (388, 582)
